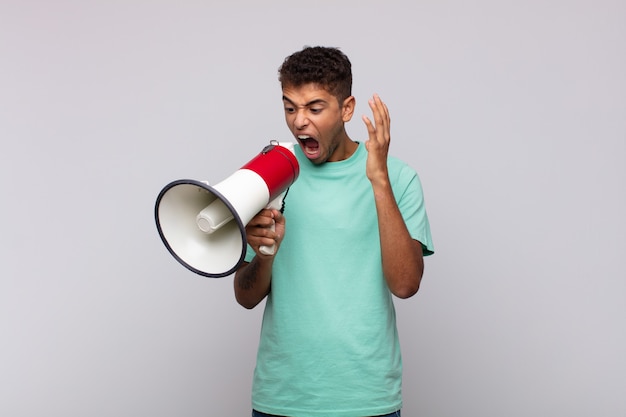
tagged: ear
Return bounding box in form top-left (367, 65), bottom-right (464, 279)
top-left (341, 96), bottom-right (356, 122)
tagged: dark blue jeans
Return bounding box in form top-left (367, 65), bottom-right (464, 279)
top-left (252, 410), bottom-right (401, 417)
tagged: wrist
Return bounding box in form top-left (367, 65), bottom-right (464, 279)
top-left (368, 173), bottom-right (391, 190)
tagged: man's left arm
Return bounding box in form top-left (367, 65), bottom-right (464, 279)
top-left (363, 94), bottom-right (424, 298)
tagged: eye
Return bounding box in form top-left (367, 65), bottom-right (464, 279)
top-left (284, 106), bottom-right (295, 114)
top-left (309, 108), bottom-right (322, 114)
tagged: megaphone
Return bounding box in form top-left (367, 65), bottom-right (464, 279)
top-left (155, 141), bottom-right (299, 278)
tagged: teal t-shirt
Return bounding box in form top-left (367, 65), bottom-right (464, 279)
top-left (246, 142), bottom-right (434, 417)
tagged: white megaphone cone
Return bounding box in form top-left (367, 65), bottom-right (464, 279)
top-left (155, 141), bottom-right (299, 278)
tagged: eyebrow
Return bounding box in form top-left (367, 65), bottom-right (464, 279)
top-left (282, 96), bottom-right (328, 107)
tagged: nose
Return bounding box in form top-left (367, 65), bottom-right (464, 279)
top-left (294, 110), bottom-right (308, 130)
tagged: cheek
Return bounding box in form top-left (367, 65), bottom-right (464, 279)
top-left (323, 119), bottom-right (344, 137)
top-left (316, 117), bottom-right (337, 133)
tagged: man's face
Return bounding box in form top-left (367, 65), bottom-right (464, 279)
top-left (282, 83), bottom-right (354, 164)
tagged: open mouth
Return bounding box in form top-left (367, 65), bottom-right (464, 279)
top-left (298, 135), bottom-right (321, 159)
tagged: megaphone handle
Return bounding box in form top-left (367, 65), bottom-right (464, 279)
top-left (259, 222), bottom-right (276, 256)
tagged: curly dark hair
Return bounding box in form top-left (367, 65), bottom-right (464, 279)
top-left (278, 46), bottom-right (352, 102)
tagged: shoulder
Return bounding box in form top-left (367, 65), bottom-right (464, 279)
top-left (387, 155), bottom-right (419, 183)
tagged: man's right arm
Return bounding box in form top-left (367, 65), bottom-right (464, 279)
top-left (234, 257), bottom-right (273, 309)
top-left (233, 208), bottom-right (284, 309)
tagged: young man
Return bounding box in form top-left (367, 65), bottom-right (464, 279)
top-left (234, 46), bottom-right (434, 417)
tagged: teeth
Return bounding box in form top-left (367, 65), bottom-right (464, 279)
top-left (298, 135), bottom-right (311, 140)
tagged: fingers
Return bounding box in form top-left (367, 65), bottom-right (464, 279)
top-left (245, 209), bottom-right (284, 255)
top-left (370, 94), bottom-right (390, 128)
top-left (362, 94), bottom-right (392, 183)
top-left (246, 209), bottom-right (275, 228)
top-left (362, 94), bottom-right (391, 146)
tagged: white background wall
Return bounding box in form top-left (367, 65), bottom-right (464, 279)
top-left (1, 1), bottom-right (624, 416)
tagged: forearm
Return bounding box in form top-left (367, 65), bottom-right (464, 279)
top-left (234, 257), bottom-right (273, 309)
top-left (372, 180), bottom-right (424, 299)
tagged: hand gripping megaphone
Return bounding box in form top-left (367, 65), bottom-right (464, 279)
top-left (155, 141), bottom-right (299, 278)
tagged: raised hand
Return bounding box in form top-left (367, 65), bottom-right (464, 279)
top-left (362, 94), bottom-right (391, 184)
